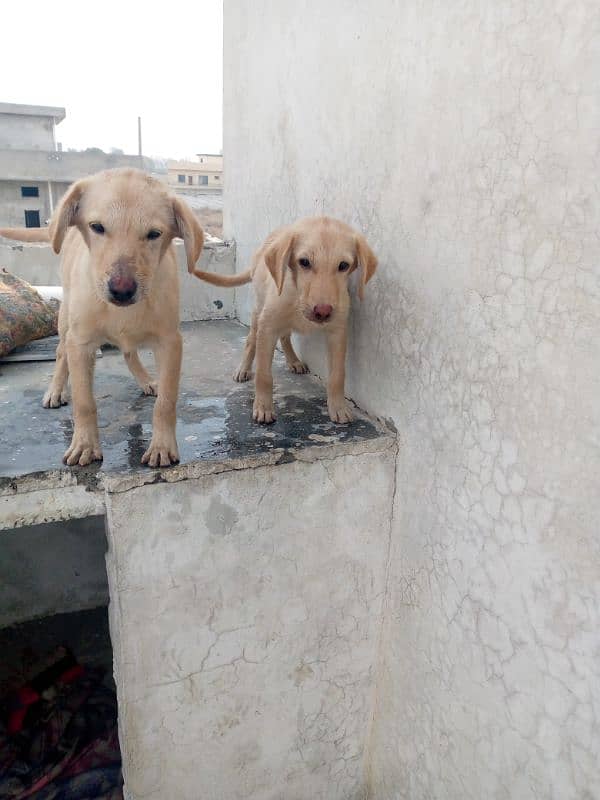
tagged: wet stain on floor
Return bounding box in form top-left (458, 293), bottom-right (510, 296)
top-left (0, 320), bottom-right (384, 480)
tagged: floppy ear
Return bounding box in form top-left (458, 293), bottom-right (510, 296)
top-left (172, 196), bottom-right (205, 272)
top-left (263, 228), bottom-right (295, 295)
top-left (49, 178), bottom-right (88, 254)
top-left (355, 233), bottom-right (378, 301)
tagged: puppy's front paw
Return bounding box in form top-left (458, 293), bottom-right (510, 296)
top-left (141, 433), bottom-right (180, 467)
top-left (233, 368), bottom-right (253, 382)
top-left (289, 360), bottom-right (310, 375)
top-left (43, 388), bottom-right (68, 408)
top-left (252, 398), bottom-right (276, 424)
top-left (64, 431), bottom-right (103, 466)
top-left (141, 381), bottom-right (158, 397)
top-left (328, 399), bottom-right (353, 424)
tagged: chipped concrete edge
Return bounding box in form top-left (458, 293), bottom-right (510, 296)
top-left (0, 426), bottom-right (397, 529)
top-left (102, 430), bottom-right (397, 494)
top-left (1, 485), bottom-right (105, 531)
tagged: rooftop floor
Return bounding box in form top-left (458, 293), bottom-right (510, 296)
top-left (1, 320), bottom-right (392, 526)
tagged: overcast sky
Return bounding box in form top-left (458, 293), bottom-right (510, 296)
top-left (2, 0), bottom-right (223, 160)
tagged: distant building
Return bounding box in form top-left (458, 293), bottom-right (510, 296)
top-left (0, 102), bottom-right (144, 227)
top-left (167, 154), bottom-right (223, 191)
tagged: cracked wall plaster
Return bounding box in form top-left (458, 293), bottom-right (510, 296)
top-left (224, 2), bottom-right (600, 797)
top-left (105, 450), bottom-right (395, 800)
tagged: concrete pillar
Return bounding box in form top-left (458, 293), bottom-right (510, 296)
top-left (105, 444), bottom-right (396, 800)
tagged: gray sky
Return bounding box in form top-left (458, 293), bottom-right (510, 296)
top-left (2, 0), bottom-right (223, 160)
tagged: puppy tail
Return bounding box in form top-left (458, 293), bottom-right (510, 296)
top-left (0, 226), bottom-right (51, 243)
top-left (190, 267), bottom-right (253, 287)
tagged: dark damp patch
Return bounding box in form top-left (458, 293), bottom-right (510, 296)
top-left (0, 320), bottom-right (385, 480)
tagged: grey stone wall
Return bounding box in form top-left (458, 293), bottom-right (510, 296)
top-left (224, 2), bottom-right (600, 797)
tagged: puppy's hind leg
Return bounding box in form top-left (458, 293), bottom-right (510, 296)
top-left (43, 303), bottom-right (69, 408)
top-left (233, 310), bottom-right (258, 382)
top-left (124, 349), bottom-right (157, 396)
top-left (280, 334), bottom-right (309, 374)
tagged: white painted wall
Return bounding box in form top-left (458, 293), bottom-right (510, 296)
top-left (224, 2), bottom-right (600, 797)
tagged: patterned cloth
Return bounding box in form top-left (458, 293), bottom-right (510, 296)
top-left (0, 649), bottom-right (122, 800)
top-left (0, 269), bottom-right (59, 357)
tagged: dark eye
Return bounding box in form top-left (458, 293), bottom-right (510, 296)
top-left (147, 229), bottom-right (162, 240)
top-left (89, 222), bottom-right (105, 235)
top-left (298, 258), bottom-right (311, 269)
top-left (338, 261), bottom-right (350, 272)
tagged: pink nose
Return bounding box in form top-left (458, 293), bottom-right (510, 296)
top-left (313, 303), bottom-right (333, 321)
top-left (108, 274), bottom-right (137, 303)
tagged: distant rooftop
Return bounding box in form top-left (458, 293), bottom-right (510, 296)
top-left (196, 153), bottom-right (222, 158)
top-left (0, 102), bottom-right (66, 124)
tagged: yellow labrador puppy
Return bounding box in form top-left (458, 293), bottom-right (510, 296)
top-left (192, 216), bottom-right (377, 423)
top-left (0, 168), bottom-right (204, 467)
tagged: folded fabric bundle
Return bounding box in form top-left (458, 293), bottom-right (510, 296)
top-left (0, 269), bottom-right (60, 358)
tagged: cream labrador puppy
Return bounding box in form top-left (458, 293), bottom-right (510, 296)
top-left (192, 216), bottom-right (377, 423)
top-left (0, 168), bottom-right (204, 467)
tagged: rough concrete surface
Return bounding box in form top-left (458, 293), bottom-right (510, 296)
top-left (106, 446), bottom-right (395, 800)
top-left (225, 2), bottom-right (600, 798)
top-left (0, 320), bottom-right (386, 480)
top-left (0, 320), bottom-right (390, 529)
top-left (176, 191), bottom-right (223, 211)
top-left (0, 315), bottom-right (395, 799)
top-left (0, 516), bottom-right (109, 627)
